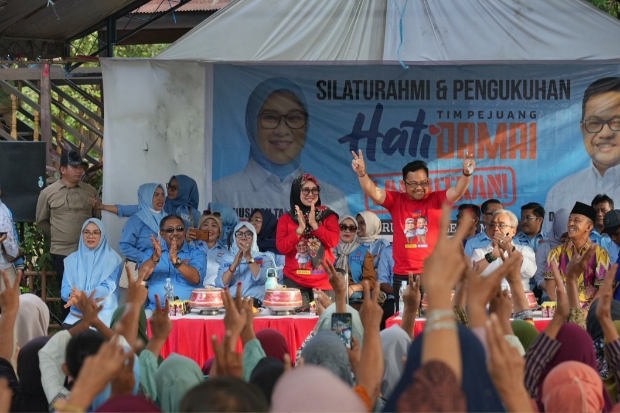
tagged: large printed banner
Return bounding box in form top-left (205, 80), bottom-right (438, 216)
top-left (210, 64), bottom-right (620, 234)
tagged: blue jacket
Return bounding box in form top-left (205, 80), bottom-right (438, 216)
top-left (215, 252), bottom-right (275, 301)
top-left (119, 215), bottom-right (159, 262)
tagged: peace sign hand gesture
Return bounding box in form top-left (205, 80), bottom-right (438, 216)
top-left (463, 152), bottom-right (476, 175)
top-left (351, 150), bottom-right (367, 177)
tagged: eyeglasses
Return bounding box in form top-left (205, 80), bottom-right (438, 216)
top-left (235, 231), bottom-right (253, 239)
top-left (202, 210), bottom-right (222, 217)
top-left (249, 217), bottom-right (263, 223)
top-left (489, 223), bottom-right (513, 230)
top-left (581, 117), bottom-right (620, 133)
top-left (163, 226), bottom-right (185, 234)
top-left (259, 113), bottom-right (307, 130)
top-left (166, 183), bottom-right (178, 191)
top-left (404, 180), bottom-right (429, 188)
top-left (301, 188), bottom-right (320, 196)
top-left (340, 224), bottom-right (358, 232)
top-left (83, 230), bottom-right (101, 237)
top-left (520, 215), bottom-right (540, 222)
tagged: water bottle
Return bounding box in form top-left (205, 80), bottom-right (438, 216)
top-left (398, 281), bottom-right (408, 315)
top-left (164, 278), bottom-right (175, 315)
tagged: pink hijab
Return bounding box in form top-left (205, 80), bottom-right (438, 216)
top-left (542, 361), bottom-right (605, 413)
top-left (270, 366), bottom-right (366, 412)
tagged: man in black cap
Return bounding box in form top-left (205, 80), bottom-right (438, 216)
top-left (543, 201), bottom-right (611, 307)
top-left (35, 151), bottom-right (100, 301)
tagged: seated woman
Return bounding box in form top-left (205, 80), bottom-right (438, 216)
top-left (250, 208), bottom-right (285, 280)
top-left (207, 202), bottom-right (240, 249)
top-left (61, 218), bottom-right (122, 327)
top-left (118, 183), bottom-right (167, 287)
top-left (187, 212), bottom-right (228, 286)
top-left (95, 174), bottom-right (201, 230)
top-left (276, 173), bottom-right (340, 306)
top-left (139, 215), bottom-right (206, 311)
top-left (215, 222), bottom-right (275, 301)
top-left (355, 211), bottom-right (388, 268)
top-left (334, 215), bottom-right (376, 301)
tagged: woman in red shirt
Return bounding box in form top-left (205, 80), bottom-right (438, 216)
top-left (276, 173), bottom-right (340, 305)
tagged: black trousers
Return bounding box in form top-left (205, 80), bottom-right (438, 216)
top-left (51, 253), bottom-right (71, 320)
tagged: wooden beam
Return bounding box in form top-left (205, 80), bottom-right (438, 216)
top-left (40, 64), bottom-right (52, 166)
top-left (0, 67), bottom-right (102, 81)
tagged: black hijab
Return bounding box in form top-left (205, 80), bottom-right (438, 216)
top-left (251, 209), bottom-right (278, 254)
top-left (14, 336), bottom-right (50, 412)
top-left (288, 173), bottom-right (336, 235)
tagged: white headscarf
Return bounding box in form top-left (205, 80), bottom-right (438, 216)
top-left (16, 294), bottom-right (50, 347)
top-left (229, 222), bottom-right (260, 260)
top-left (356, 211), bottom-right (382, 243)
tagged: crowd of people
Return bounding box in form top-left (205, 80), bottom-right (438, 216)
top-left (0, 77), bottom-right (619, 412)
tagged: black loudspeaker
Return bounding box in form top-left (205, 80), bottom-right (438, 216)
top-left (0, 141), bottom-right (47, 222)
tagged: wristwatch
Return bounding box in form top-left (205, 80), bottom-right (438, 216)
top-left (173, 257), bottom-right (183, 268)
top-left (247, 258), bottom-right (255, 264)
top-left (485, 252), bottom-right (497, 263)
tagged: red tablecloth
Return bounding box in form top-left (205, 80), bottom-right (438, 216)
top-left (386, 315), bottom-right (552, 337)
top-left (148, 314), bottom-right (318, 367)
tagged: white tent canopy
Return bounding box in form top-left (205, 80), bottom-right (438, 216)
top-left (101, 0), bottom-right (620, 251)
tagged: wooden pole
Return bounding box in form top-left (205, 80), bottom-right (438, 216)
top-left (40, 64), bottom-right (52, 166)
top-left (10, 94), bottom-right (17, 139)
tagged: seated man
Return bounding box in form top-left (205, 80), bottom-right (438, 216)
top-left (543, 202), bottom-right (611, 307)
top-left (515, 202), bottom-right (546, 253)
top-left (464, 199), bottom-right (503, 257)
top-left (471, 209), bottom-right (536, 292)
top-left (590, 194), bottom-right (619, 259)
top-left (456, 203), bottom-right (481, 245)
top-left (140, 214), bottom-right (206, 312)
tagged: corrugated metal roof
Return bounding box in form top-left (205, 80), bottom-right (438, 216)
top-left (132, 0), bottom-right (230, 13)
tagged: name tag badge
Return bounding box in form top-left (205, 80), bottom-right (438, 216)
top-left (405, 243), bottom-right (429, 249)
top-left (297, 270), bottom-right (311, 275)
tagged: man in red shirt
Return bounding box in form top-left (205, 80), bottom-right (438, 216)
top-left (351, 150), bottom-right (475, 309)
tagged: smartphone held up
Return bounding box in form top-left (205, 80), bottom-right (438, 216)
top-left (331, 312), bottom-right (353, 349)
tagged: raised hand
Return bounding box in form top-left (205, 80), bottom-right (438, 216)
top-left (91, 198), bottom-right (104, 210)
top-left (462, 152), bottom-right (476, 175)
top-left (211, 331), bottom-right (243, 379)
top-left (346, 336), bottom-right (362, 375)
top-left (294, 205), bottom-right (306, 235)
top-left (126, 263), bottom-right (148, 306)
top-left (0, 378), bottom-right (12, 413)
top-left (550, 262), bottom-right (569, 321)
top-left (150, 294), bottom-right (172, 342)
top-left (402, 273), bottom-right (421, 314)
top-left (323, 260), bottom-right (347, 310)
top-left (151, 235), bottom-right (163, 261)
top-left (0, 234), bottom-right (6, 244)
top-left (169, 239), bottom-right (178, 263)
top-left (0, 270), bottom-right (21, 314)
top-left (222, 285), bottom-right (247, 342)
top-left (566, 243), bottom-right (596, 282)
top-left (596, 264), bottom-right (618, 321)
top-left (489, 290), bottom-right (513, 335)
top-left (232, 250), bottom-right (243, 269)
top-left (111, 353), bottom-right (136, 397)
top-left (351, 149), bottom-right (367, 177)
top-left (308, 201), bottom-right (318, 230)
top-left (359, 280), bottom-right (383, 331)
top-left (72, 290), bottom-right (104, 325)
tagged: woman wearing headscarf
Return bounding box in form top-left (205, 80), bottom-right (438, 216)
top-left (356, 211), bottom-right (389, 268)
top-left (95, 395), bottom-right (162, 413)
top-left (96, 174), bottom-right (201, 230)
top-left (0, 336), bottom-right (50, 412)
top-left (61, 218), bottom-right (123, 327)
top-left (156, 354), bottom-right (204, 413)
top-left (187, 212), bottom-right (228, 286)
top-left (524, 322), bottom-right (614, 411)
top-left (511, 319), bottom-right (539, 352)
top-left (119, 183), bottom-right (167, 288)
top-left (301, 330), bottom-right (354, 386)
top-left (250, 208), bottom-right (285, 279)
top-left (0, 184), bottom-right (20, 291)
top-left (215, 222), bottom-right (275, 301)
top-left (207, 202), bottom-right (240, 249)
top-left (541, 361), bottom-right (608, 413)
top-left (334, 215), bottom-right (376, 301)
top-left (212, 77), bottom-right (349, 218)
top-left (534, 208), bottom-right (569, 301)
top-left (276, 173), bottom-right (340, 305)
top-left (15, 294), bottom-right (49, 348)
top-left (270, 365), bottom-right (366, 413)
top-left (380, 325), bottom-right (412, 401)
